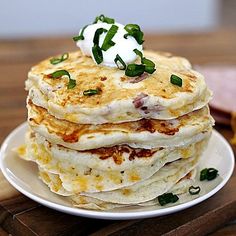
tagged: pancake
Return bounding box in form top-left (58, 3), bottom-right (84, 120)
top-left (38, 153), bottom-right (198, 207)
top-left (39, 169), bottom-right (196, 210)
top-left (27, 100), bottom-right (213, 150)
top-left (81, 154), bottom-right (200, 204)
top-left (18, 131), bottom-right (209, 193)
top-left (26, 50), bottom-right (212, 125)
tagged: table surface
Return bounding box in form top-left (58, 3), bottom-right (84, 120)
top-left (0, 30), bottom-right (236, 236)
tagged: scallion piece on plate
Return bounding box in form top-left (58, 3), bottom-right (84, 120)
top-left (189, 186), bottom-right (201, 195)
top-left (170, 74), bottom-right (182, 87)
top-left (200, 168), bottom-right (218, 181)
top-left (157, 193), bottom-right (179, 206)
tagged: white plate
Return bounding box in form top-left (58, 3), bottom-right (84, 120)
top-left (0, 123), bottom-right (234, 220)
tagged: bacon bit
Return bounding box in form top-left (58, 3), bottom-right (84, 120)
top-left (130, 72), bottom-right (149, 83)
top-left (92, 146), bottom-right (130, 165)
top-left (62, 131), bottom-right (79, 143)
top-left (100, 76), bottom-right (107, 81)
top-left (136, 119), bottom-right (156, 133)
top-left (133, 93), bottom-right (148, 108)
top-left (129, 148), bottom-right (157, 161)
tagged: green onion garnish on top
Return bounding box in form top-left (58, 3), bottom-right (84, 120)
top-left (92, 45), bottom-right (103, 64)
top-left (83, 88), bottom-right (101, 96)
top-left (114, 54), bottom-right (126, 70)
top-left (189, 186), bottom-right (201, 195)
top-left (133, 49), bottom-right (156, 74)
top-left (125, 64), bottom-right (145, 77)
top-left (170, 74), bottom-right (182, 87)
top-left (200, 168), bottom-right (218, 181)
top-left (92, 28), bottom-right (107, 64)
top-left (47, 70), bottom-right (76, 89)
top-left (124, 24), bottom-right (144, 45)
top-left (157, 193), bottom-right (179, 206)
top-left (94, 14), bottom-right (115, 24)
top-left (73, 25), bottom-right (89, 41)
top-left (93, 28), bottom-right (107, 45)
top-left (50, 53), bottom-right (69, 65)
top-left (101, 25), bottom-right (118, 51)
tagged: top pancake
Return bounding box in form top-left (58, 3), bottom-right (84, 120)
top-left (26, 50), bottom-right (212, 124)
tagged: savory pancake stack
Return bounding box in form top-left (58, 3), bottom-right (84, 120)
top-left (18, 50), bottom-right (214, 210)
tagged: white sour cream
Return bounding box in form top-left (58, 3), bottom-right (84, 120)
top-left (76, 22), bottom-right (143, 67)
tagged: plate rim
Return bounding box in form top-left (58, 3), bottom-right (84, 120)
top-left (0, 122), bottom-right (235, 220)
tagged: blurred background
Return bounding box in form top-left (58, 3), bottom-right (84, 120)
top-left (0, 0), bottom-right (235, 38)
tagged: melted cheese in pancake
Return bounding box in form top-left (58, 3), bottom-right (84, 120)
top-left (28, 100), bottom-right (214, 150)
top-left (26, 50), bottom-right (212, 124)
top-left (19, 131), bottom-right (209, 193)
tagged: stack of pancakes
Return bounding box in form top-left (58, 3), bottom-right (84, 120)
top-left (19, 50), bottom-right (214, 210)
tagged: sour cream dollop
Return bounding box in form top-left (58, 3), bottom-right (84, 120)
top-left (76, 22), bottom-right (143, 68)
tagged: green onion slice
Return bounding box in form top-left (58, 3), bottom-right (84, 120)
top-left (67, 79), bottom-right (76, 89)
top-left (114, 54), bottom-right (126, 70)
top-left (157, 193), bottom-right (179, 206)
top-left (92, 45), bottom-right (103, 64)
top-left (189, 186), bottom-right (201, 195)
top-left (47, 70), bottom-right (76, 89)
top-left (200, 168), bottom-right (218, 181)
top-left (93, 28), bottom-right (107, 45)
top-left (83, 88), bottom-right (101, 96)
top-left (125, 64), bottom-right (145, 77)
top-left (50, 53), bottom-right (69, 65)
top-left (101, 25), bottom-right (118, 51)
top-left (48, 70), bottom-right (71, 79)
top-left (73, 25), bottom-right (89, 41)
top-left (133, 49), bottom-right (156, 74)
top-left (94, 14), bottom-right (115, 24)
top-left (142, 57), bottom-right (156, 74)
top-left (124, 24), bottom-right (144, 45)
top-left (170, 74), bottom-right (182, 87)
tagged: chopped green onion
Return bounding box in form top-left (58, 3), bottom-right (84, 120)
top-left (67, 79), bottom-right (76, 89)
top-left (200, 168), bottom-right (218, 181)
top-left (47, 70), bottom-right (76, 89)
top-left (48, 70), bottom-right (71, 79)
top-left (114, 54), bottom-right (126, 70)
top-left (101, 25), bottom-right (118, 51)
top-left (94, 14), bottom-right (115, 24)
top-left (93, 28), bottom-right (107, 45)
top-left (189, 186), bottom-right (201, 195)
top-left (133, 48), bottom-right (143, 58)
top-left (133, 49), bottom-right (156, 74)
top-left (125, 64), bottom-right (145, 77)
top-left (83, 88), bottom-right (101, 96)
top-left (124, 24), bottom-right (144, 45)
top-left (157, 193), bottom-right (179, 206)
top-left (73, 25), bottom-right (89, 41)
top-left (92, 45), bottom-right (103, 64)
top-left (50, 53), bottom-right (69, 65)
top-left (142, 57), bottom-right (156, 74)
top-left (170, 74), bottom-right (182, 87)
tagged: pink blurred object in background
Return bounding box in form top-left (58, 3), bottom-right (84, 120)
top-left (196, 65), bottom-right (236, 125)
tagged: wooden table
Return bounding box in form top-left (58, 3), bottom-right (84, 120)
top-left (0, 31), bottom-right (236, 235)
